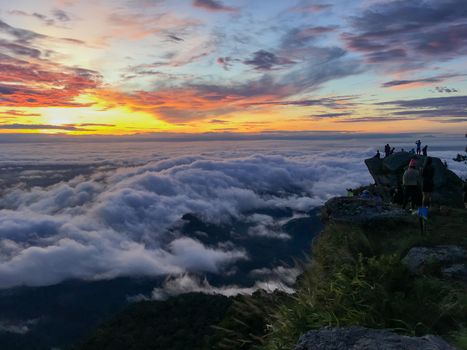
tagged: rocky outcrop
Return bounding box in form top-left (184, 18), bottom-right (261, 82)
top-left (294, 327), bottom-right (456, 350)
top-left (365, 153), bottom-right (464, 208)
top-left (402, 245), bottom-right (467, 280)
top-left (321, 196), bottom-right (407, 224)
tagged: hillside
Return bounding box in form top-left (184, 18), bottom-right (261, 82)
top-left (77, 293), bottom-right (232, 350)
top-left (76, 153), bottom-right (467, 350)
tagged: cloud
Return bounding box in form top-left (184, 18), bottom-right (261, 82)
top-left (0, 150), bottom-right (373, 289)
top-left (0, 319), bottom-right (38, 335)
top-left (244, 50), bottom-right (296, 70)
top-left (150, 273), bottom-right (295, 300)
top-left (209, 119), bottom-right (228, 124)
top-left (0, 19), bottom-right (45, 43)
top-left (192, 0), bottom-right (237, 12)
top-left (0, 110), bottom-right (41, 117)
top-left (377, 95), bottom-right (467, 122)
top-left (336, 116), bottom-right (411, 123)
top-left (434, 86), bottom-right (459, 93)
top-left (52, 9), bottom-right (71, 22)
top-left (379, 95), bottom-right (467, 109)
top-left (343, 0), bottom-right (467, 70)
top-left (245, 213), bottom-right (293, 240)
top-left (0, 124), bottom-right (88, 131)
top-left (216, 56), bottom-right (237, 70)
top-left (308, 112), bottom-right (353, 120)
top-left (0, 51), bottom-right (101, 107)
top-left (381, 74), bottom-right (463, 89)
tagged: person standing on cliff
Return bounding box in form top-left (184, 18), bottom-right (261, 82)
top-left (422, 145), bottom-right (428, 156)
top-left (421, 157), bottom-right (434, 208)
top-left (416, 140), bottom-right (422, 155)
top-left (384, 144), bottom-right (391, 158)
top-left (402, 159), bottom-right (421, 210)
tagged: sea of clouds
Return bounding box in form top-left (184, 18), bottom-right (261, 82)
top-left (0, 139), bottom-right (464, 294)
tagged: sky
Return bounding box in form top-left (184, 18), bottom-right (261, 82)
top-left (0, 0), bottom-right (467, 135)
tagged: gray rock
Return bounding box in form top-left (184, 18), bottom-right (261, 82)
top-left (321, 196), bottom-right (407, 224)
top-left (364, 153), bottom-right (464, 208)
top-left (295, 326), bottom-right (457, 350)
top-left (442, 264), bottom-right (467, 280)
top-left (383, 152), bottom-right (413, 173)
top-left (402, 245), bottom-right (467, 274)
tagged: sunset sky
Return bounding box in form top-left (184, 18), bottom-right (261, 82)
top-left (0, 0), bottom-right (466, 135)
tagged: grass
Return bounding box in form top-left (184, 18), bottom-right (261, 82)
top-left (216, 208), bottom-right (467, 350)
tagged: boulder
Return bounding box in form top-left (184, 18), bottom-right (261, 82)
top-left (365, 153), bottom-right (464, 208)
top-left (294, 326), bottom-right (456, 350)
top-left (402, 245), bottom-right (467, 278)
top-left (442, 264), bottom-right (467, 280)
top-left (321, 196), bottom-right (407, 224)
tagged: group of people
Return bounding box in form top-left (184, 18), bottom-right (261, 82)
top-left (415, 140), bottom-right (429, 156)
top-left (401, 157), bottom-right (434, 210)
top-left (375, 140), bottom-right (429, 159)
top-left (383, 144), bottom-right (395, 158)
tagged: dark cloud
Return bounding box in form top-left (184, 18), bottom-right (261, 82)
top-left (434, 86), bottom-right (459, 93)
top-left (382, 76), bottom-right (445, 88)
top-left (379, 95), bottom-right (467, 109)
top-left (0, 39), bottom-right (42, 58)
top-left (309, 112), bottom-right (353, 120)
top-left (216, 56), bottom-right (237, 71)
top-left (193, 0), bottom-right (237, 12)
top-left (52, 9), bottom-right (71, 22)
top-left (167, 34), bottom-right (184, 42)
top-left (336, 116), bottom-right (411, 123)
top-left (9, 9), bottom-right (71, 26)
top-left (344, 0), bottom-right (467, 69)
top-left (378, 95), bottom-right (467, 122)
top-left (75, 123), bottom-right (116, 127)
top-left (0, 124), bottom-right (87, 131)
top-left (0, 110), bottom-right (41, 117)
top-left (0, 19), bottom-right (45, 43)
top-left (9, 10), bottom-right (54, 26)
top-left (244, 50), bottom-right (296, 70)
top-left (245, 95), bottom-right (357, 109)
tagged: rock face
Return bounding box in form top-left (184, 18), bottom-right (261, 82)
top-left (402, 245), bottom-right (467, 280)
top-left (295, 327), bottom-right (456, 350)
top-left (321, 196), bottom-right (407, 224)
top-left (365, 153), bottom-right (464, 208)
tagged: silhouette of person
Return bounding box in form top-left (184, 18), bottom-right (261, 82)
top-left (422, 145), bottom-right (428, 156)
top-left (403, 159), bottom-right (421, 210)
top-left (415, 140), bottom-right (421, 155)
top-left (375, 150), bottom-right (381, 159)
top-left (384, 144), bottom-right (391, 158)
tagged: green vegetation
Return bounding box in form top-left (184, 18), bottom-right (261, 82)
top-left (78, 293), bottom-right (232, 350)
top-left (77, 209), bottom-right (467, 350)
top-left (215, 209), bottom-right (467, 350)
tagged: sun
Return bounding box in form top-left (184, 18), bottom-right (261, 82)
top-left (40, 107), bottom-right (77, 126)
